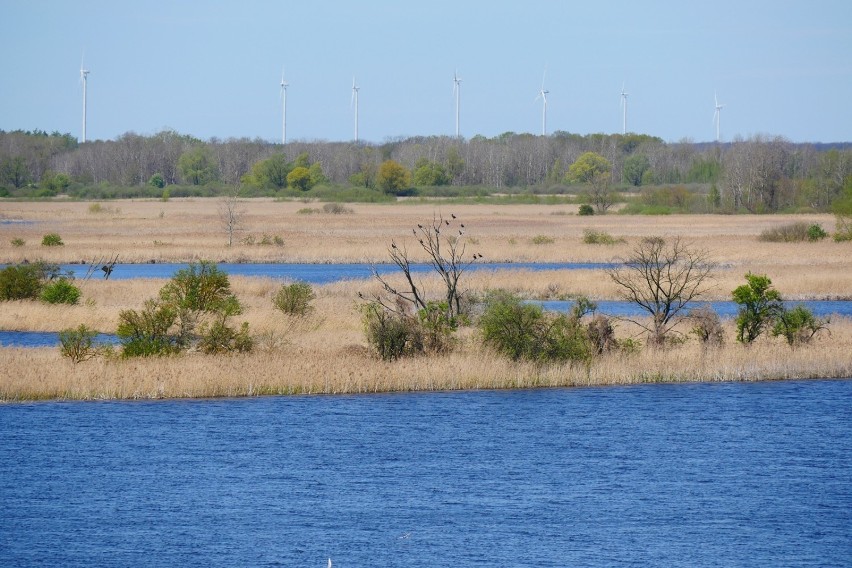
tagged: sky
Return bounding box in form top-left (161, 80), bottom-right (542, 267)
top-left (2, 0), bottom-right (851, 144)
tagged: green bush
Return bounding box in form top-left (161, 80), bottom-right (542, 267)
top-left (758, 222), bottom-right (821, 243)
top-left (198, 321), bottom-right (253, 354)
top-left (582, 229), bottom-right (623, 245)
top-left (531, 235), bottom-right (555, 245)
top-left (806, 223), bottom-right (828, 241)
top-left (59, 324), bottom-right (101, 364)
top-left (40, 277), bottom-right (81, 305)
top-left (478, 291), bottom-right (591, 363)
top-left (771, 305), bottom-right (829, 347)
top-left (578, 204), bottom-right (595, 216)
top-left (417, 301), bottom-right (460, 354)
top-left (41, 233), bottom-right (64, 246)
top-left (361, 303), bottom-right (424, 361)
top-left (10, 237), bottom-right (25, 247)
top-left (273, 282), bottom-right (316, 316)
top-left (0, 262), bottom-right (56, 301)
top-left (117, 299), bottom-right (180, 357)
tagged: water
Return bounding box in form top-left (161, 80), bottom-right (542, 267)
top-left (52, 261), bottom-right (618, 283)
top-left (1, 380), bottom-right (849, 567)
top-left (538, 299), bottom-right (852, 319)
top-left (0, 330), bottom-right (118, 348)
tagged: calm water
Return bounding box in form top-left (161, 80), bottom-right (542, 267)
top-left (1, 380), bottom-right (850, 567)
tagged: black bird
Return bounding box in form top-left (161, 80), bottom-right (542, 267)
top-left (445, 220), bottom-right (450, 226)
top-left (460, 224), bottom-right (465, 228)
top-left (451, 214), bottom-right (456, 219)
top-left (101, 265), bottom-right (114, 279)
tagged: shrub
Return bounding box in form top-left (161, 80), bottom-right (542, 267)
top-left (690, 305), bottom-right (724, 346)
top-left (806, 223), bottom-right (827, 241)
top-left (198, 321), bottom-right (253, 354)
top-left (417, 301), bottom-right (460, 354)
top-left (10, 237), bottom-right (25, 247)
top-left (149, 173), bottom-right (165, 188)
top-left (41, 233), bottom-right (64, 246)
top-left (586, 313), bottom-right (616, 354)
top-left (758, 222), bottom-right (826, 243)
top-left (531, 235), bottom-right (555, 245)
top-left (578, 204), bottom-right (595, 216)
top-left (732, 273), bottom-right (783, 344)
top-left (362, 303), bottom-right (424, 361)
top-left (834, 214), bottom-right (852, 242)
top-left (117, 299), bottom-right (180, 357)
top-left (40, 277), bottom-right (81, 305)
top-left (323, 202), bottom-right (353, 214)
top-left (273, 282), bottom-right (316, 316)
top-left (479, 291), bottom-right (591, 363)
top-left (0, 262), bottom-right (56, 301)
top-left (59, 324), bottom-right (101, 364)
top-left (771, 305), bottom-right (829, 347)
top-left (583, 229), bottom-right (623, 245)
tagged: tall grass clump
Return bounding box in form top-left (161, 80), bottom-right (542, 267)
top-left (582, 229), bottom-right (624, 245)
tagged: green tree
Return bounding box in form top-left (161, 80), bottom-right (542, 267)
top-left (287, 166), bottom-right (312, 191)
top-left (244, 154), bottom-right (291, 189)
top-left (308, 162), bottom-right (327, 187)
top-left (732, 273), bottom-right (784, 344)
top-left (446, 146), bottom-right (465, 182)
top-left (148, 173), bottom-right (165, 188)
top-left (566, 152), bottom-right (614, 213)
top-left (178, 146), bottom-right (219, 185)
top-left (377, 160), bottom-right (411, 194)
top-left (771, 305), bottom-right (829, 347)
top-left (623, 154), bottom-right (650, 186)
top-left (0, 156), bottom-right (31, 188)
top-left (413, 159), bottom-right (449, 186)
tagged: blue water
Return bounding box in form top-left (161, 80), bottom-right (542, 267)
top-left (538, 299), bottom-right (852, 319)
top-left (1, 380), bottom-right (850, 567)
top-left (0, 330), bottom-right (118, 348)
top-left (53, 262), bottom-right (618, 283)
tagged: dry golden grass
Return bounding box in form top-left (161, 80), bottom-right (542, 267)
top-left (1, 199), bottom-right (850, 400)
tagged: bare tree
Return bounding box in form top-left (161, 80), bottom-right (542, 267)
top-left (608, 236), bottom-right (715, 347)
top-left (218, 186), bottom-right (246, 247)
top-left (369, 213), bottom-right (480, 319)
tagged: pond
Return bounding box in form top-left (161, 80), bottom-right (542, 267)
top-left (1, 380), bottom-right (849, 566)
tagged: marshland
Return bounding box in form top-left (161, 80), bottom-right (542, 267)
top-left (1, 199), bottom-right (850, 401)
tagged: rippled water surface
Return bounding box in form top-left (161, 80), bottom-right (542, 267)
top-left (1, 380), bottom-right (850, 567)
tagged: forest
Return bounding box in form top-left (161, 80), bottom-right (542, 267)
top-left (1, 128), bottom-right (850, 214)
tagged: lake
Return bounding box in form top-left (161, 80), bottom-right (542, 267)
top-left (1, 380), bottom-right (849, 567)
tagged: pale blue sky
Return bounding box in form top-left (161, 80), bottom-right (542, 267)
top-left (2, 0), bottom-right (850, 143)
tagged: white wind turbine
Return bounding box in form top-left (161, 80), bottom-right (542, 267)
top-left (714, 91), bottom-right (725, 143)
top-left (351, 77), bottom-right (360, 142)
top-left (280, 69), bottom-right (288, 145)
top-left (620, 83), bottom-right (628, 135)
top-left (453, 70), bottom-right (461, 138)
top-left (535, 69), bottom-right (549, 135)
top-left (80, 54), bottom-right (90, 143)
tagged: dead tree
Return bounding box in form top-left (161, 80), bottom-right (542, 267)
top-left (369, 213), bottom-right (480, 320)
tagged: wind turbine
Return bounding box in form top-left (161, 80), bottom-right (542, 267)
top-left (280, 69), bottom-right (288, 145)
top-left (351, 77), bottom-right (360, 142)
top-left (80, 55), bottom-right (90, 143)
top-left (453, 70), bottom-right (461, 138)
top-left (620, 83), bottom-right (628, 135)
top-left (535, 69), bottom-right (549, 135)
top-left (714, 91), bottom-right (725, 143)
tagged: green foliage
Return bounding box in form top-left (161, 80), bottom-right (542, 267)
top-left (582, 229), bottom-right (623, 245)
top-left (117, 299), bottom-right (180, 357)
top-left (413, 159), bottom-right (449, 186)
top-left (308, 162), bottom-right (327, 187)
top-left (198, 321), bottom-right (253, 354)
top-left (10, 237), bottom-right (25, 247)
top-left (732, 273), bottom-right (783, 344)
top-left (578, 204), bottom-right (595, 216)
top-left (531, 235), bottom-right (555, 245)
top-left (565, 152), bottom-right (611, 184)
top-left (0, 156), bottom-right (31, 188)
top-left (623, 154), bottom-right (650, 186)
top-left (0, 262), bottom-right (57, 301)
top-left (361, 303), bottom-right (424, 361)
top-left (771, 305), bottom-right (829, 347)
top-left (287, 166), bottom-right (312, 191)
top-left (478, 291), bottom-right (591, 363)
top-left (377, 160), bottom-right (412, 194)
top-left (41, 233), bottom-right (63, 246)
top-left (273, 282), bottom-right (316, 316)
top-left (244, 154), bottom-right (291, 189)
top-left (148, 173), bottom-right (165, 188)
top-left (417, 301), bottom-right (460, 354)
top-left (59, 324), bottom-right (102, 364)
top-left (178, 146), bottom-right (219, 185)
top-left (806, 224), bottom-right (828, 241)
top-left (40, 171), bottom-right (71, 193)
top-left (40, 277), bottom-right (81, 305)
top-left (686, 157), bottom-right (721, 183)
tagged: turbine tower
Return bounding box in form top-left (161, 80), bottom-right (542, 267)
top-left (453, 71), bottom-right (461, 138)
top-left (280, 70), bottom-right (288, 145)
top-left (714, 91), bottom-right (725, 143)
top-left (620, 83), bottom-right (628, 135)
top-left (351, 77), bottom-right (360, 142)
top-left (80, 56), bottom-right (90, 143)
top-left (535, 69), bottom-right (549, 136)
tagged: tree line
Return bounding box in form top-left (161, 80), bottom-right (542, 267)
top-left (1, 128), bottom-right (850, 213)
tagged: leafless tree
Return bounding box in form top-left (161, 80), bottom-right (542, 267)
top-left (608, 236), bottom-right (716, 347)
top-left (369, 213), bottom-right (480, 319)
top-left (218, 186), bottom-right (246, 247)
